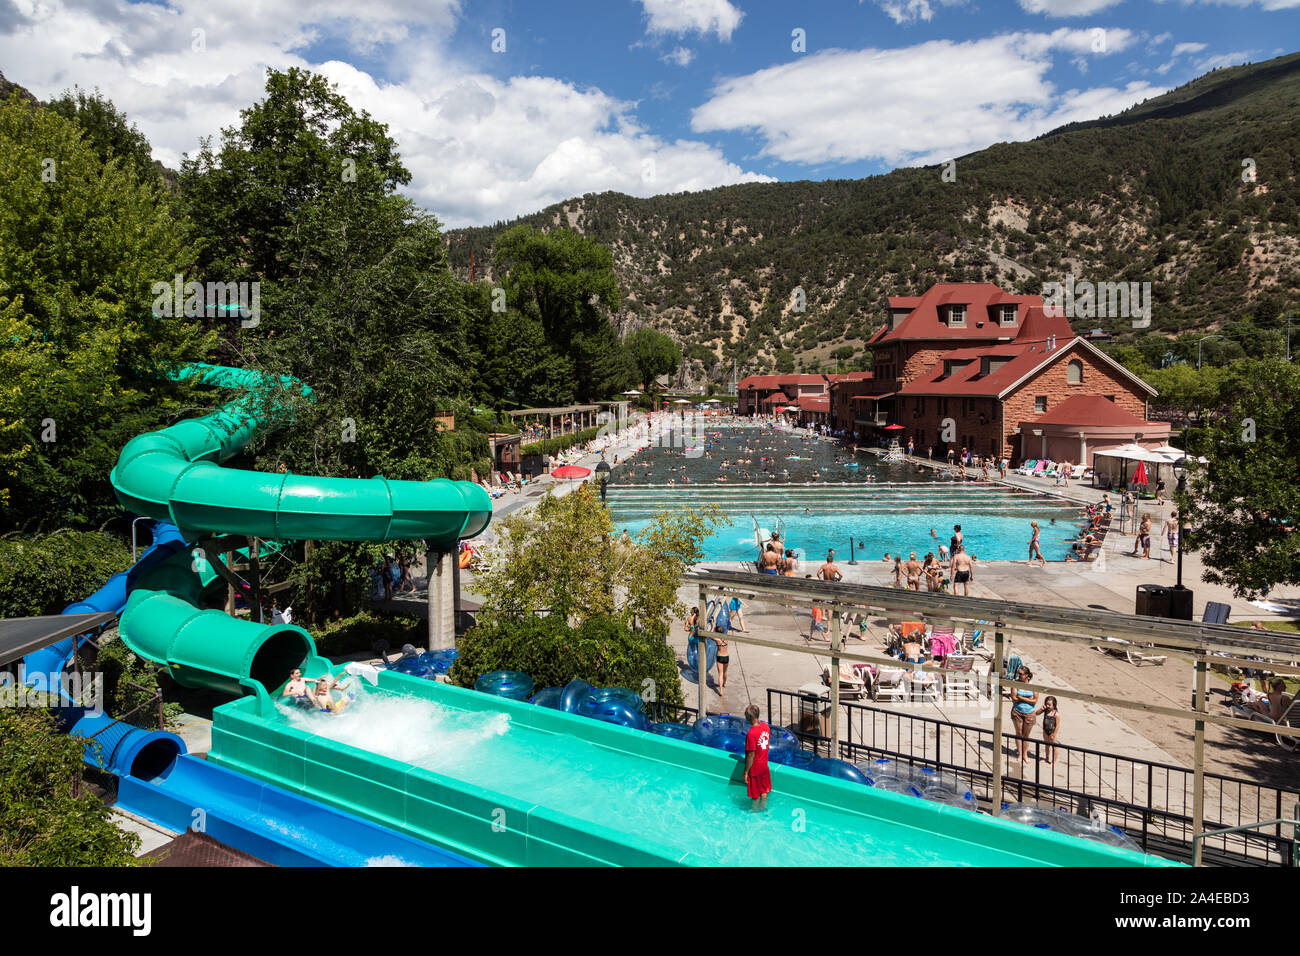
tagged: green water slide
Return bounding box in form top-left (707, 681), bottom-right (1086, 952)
top-left (110, 363), bottom-right (492, 695)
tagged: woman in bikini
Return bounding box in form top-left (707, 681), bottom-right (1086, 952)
top-left (1028, 521), bottom-right (1046, 567)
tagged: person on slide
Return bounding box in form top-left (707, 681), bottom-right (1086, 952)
top-left (313, 674), bottom-right (353, 714)
top-left (281, 668), bottom-right (313, 704)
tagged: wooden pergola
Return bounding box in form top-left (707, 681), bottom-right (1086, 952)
top-left (507, 405), bottom-right (600, 440)
top-left (685, 569), bottom-right (1300, 865)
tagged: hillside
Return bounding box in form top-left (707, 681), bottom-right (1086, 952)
top-left (447, 53), bottom-right (1300, 382)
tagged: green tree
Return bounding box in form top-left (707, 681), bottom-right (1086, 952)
top-left (0, 708), bottom-right (141, 865)
top-left (625, 327), bottom-right (682, 392)
top-left (494, 225), bottom-right (623, 401)
top-left (475, 484), bottom-right (723, 637)
top-left (180, 68), bottom-right (471, 484)
top-left (0, 95), bottom-right (211, 529)
top-left (1180, 358), bottom-right (1300, 597)
top-left (45, 87), bottom-right (157, 182)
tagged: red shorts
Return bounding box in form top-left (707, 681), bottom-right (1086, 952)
top-left (747, 768), bottom-right (772, 799)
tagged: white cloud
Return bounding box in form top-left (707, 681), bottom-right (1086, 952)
top-left (691, 32), bottom-right (1161, 167)
top-left (661, 45), bottom-right (696, 66)
top-left (638, 0), bottom-right (744, 41)
top-left (1155, 0), bottom-right (1300, 8)
top-left (0, 0), bottom-right (771, 226)
top-left (1018, 0), bottom-right (1125, 15)
top-left (872, 0), bottom-right (967, 25)
top-left (1172, 41), bottom-right (1208, 55)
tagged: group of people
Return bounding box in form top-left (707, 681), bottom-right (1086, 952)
top-left (281, 667), bottom-right (353, 714)
top-left (1009, 665), bottom-right (1062, 764)
top-left (881, 525), bottom-right (976, 595)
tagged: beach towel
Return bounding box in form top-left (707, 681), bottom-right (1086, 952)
top-left (930, 632), bottom-right (956, 658)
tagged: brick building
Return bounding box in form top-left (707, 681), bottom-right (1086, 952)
top-left (836, 282), bottom-right (1168, 464)
top-left (736, 373), bottom-right (833, 415)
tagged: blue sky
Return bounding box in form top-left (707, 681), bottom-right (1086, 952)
top-left (1, 0), bottom-right (1295, 225)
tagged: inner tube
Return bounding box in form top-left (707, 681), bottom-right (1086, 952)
top-left (809, 756), bottom-right (872, 785)
top-left (560, 679), bottom-right (596, 714)
top-left (474, 670), bottom-right (534, 701)
top-left (576, 688), bottom-right (648, 730)
top-left (707, 730), bottom-right (747, 754)
top-left (686, 636), bottom-right (717, 674)
top-left (649, 722), bottom-right (695, 740)
top-left (530, 686), bottom-right (565, 708)
top-left (692, 713), bottom-right (746, 744)
top-left (767, 726), bottom-right (799, 751)
top-left (769, 748), bottom-right (817, 770)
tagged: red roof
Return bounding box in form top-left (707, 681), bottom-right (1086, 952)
top-left (737, 374), bottom-right (828, 390)
top-left (825, 371), bottom-right (873, 382)
top-left (876, 283), bottom-right (1044, 345)
top-left (797, 397), bottom-right (830, 411)
top-left (762, 391), bottom-right (790, 404)
top-left (898, 341), bottom-right (1057, 397)
top-left (1030, 394), bottom-right (1147, 428)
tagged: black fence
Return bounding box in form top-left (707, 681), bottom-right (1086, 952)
top-left (768, 687), bottom-right (1299, 867)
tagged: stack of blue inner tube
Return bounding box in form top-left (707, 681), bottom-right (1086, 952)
top-left (391, 648), bottom-right (458, 679)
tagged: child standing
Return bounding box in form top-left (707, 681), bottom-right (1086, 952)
top-left (1039, 696), bottom-right (1061, 765)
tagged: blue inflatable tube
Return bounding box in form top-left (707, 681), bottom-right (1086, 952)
top-left (810, 757), bottom-right (872, 785)
top-left (648, 722), bottom-right (695, 740)
top-left (692, 713), bottom-right (745, 744)
top-left (769, 748), bottom-right (817, 770)
top-left (560, 679), bottom-right (596, 714)
top-left (686, 636), bottom-right (717, 674)
top-left (767, 726), bottom-right (799, 751)
top-left (474, 670), bottom-right (534, 701)
top-left (530, 686), bottom-right (565, 709)
top-left (707, 730), bottom-right (747, 754)
top-left (577, 689), bottom-right (649, 730)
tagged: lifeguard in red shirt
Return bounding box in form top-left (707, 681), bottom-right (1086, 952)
top-left (743, 703), bottom-right (772, 810)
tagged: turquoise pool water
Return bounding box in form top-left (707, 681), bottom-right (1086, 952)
top-left (607, 427), bottom-right (1085, 563)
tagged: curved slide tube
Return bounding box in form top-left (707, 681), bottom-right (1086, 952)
top-left (21, 521), bottom-right (190, 774)
top-left (107, 363), bottom-right (492, 700)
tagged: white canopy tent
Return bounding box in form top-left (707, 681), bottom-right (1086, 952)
top-left (1093, 444), bottom-right (1177, 491)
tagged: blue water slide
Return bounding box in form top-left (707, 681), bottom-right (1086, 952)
top-left (116, 754), bottom-right (479, 867)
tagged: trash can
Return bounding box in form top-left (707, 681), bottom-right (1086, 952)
top-left (796, 682), bottom-right (831, 738)
top-left (1135, 584), bottom-right (1172, 618)
top-left (1168, 585), bottom-right (1194, 621)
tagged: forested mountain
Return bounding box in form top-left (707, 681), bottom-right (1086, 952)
top-left (447, 53), bottom-right (1300, 381)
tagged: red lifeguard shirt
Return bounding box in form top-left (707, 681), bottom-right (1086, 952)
top-left (745, 721), bottom-right (770, 773)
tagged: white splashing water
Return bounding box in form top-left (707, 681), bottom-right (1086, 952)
top-left (365, 855), bottom-right (416, 867)
top-left (276, 685), bottom-right (511, 771)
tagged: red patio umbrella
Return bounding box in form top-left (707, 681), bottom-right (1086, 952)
top-left (551, 465), bottom-right (591, 480)
top-left (1131, 460), bottom-right (1148, 485)
top-left (883, 424), bottom-right (905, 430)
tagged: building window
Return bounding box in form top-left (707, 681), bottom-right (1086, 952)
top-left (1000, 305), bottom-right (1017, 325)
top-left (1067, 359), bottom-right (1083, 384)
top-left (948, 305), bottom-right (966, 327)
top-left (1035, 395), bottom-right (1047, 413)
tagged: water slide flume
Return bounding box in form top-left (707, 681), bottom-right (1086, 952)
top-left (109, 363), bottom-right (492, 699)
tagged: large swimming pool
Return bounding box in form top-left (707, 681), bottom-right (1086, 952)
top-left (607, 424), bottom-right (1085, 563)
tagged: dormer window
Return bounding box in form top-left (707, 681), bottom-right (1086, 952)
top-left (979, 356), bottom-right (1011, 376)
top-left (947, 305), bottom-right (966, 327)
top-left (999, 305), bottom-right (1017, 326)
top-left (943, 358), bottom-right (973, 377)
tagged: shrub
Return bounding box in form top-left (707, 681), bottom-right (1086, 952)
top-left (311, 611), bottom-right (426, 658)
top-left (449, 613), bottom-right (684, 712)
top-left (93, 632), bottom-right (182, 731)
top-left (0, 708), bottom-right (142, 865)
top-left (0, 531), bottom-right (131, 618)
top-left (519, 425), bottom-right (601, 458)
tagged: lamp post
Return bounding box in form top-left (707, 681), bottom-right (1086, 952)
top-left (1196, 334), bottom-right (1225, 370)
top-left (595, 460), bottom-right (611, 502)
top-left (1169, 456), bottom-right (1194, 620)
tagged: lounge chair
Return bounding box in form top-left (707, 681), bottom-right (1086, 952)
top-left (940, 654), bottom-right (979, 699)
top-left (821, 664), bottom-right (866, 701)
top-left (1070, 464), bottom-right (1087, 479)
top-left (1094, 637), bottom-right (1167, 666)
top-left (1014, 459), bottom-right (1039, 476)
top-left (1032, 460), bottom-right (1049, 477)
top-left (874, 667), bottom-right (908, 702)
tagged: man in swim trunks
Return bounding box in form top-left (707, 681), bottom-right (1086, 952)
top-left (282, 667), bottom-right (311, 702)
top-left (904, 552), bottom-right (922, 591)
top-left (1162, 511), bottom-right (1179, 561)
top-left (743, 704), bottom-right (771, 811)
top-left (817, 553), bottom-right (843, 582)
top-left (761, 544), bottom-right (781, 574)
top-left (949, 549), bottom-right (973, 596)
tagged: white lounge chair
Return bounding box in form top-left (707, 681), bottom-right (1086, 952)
top-left (940, 654), bottom-right (979, 699)
top-left (822, 664), bottom-right (866, 701)
top-left (874, 667), bottom-right (908, 702)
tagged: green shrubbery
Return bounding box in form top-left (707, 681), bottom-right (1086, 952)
top-left (0, 531), bottom-right (131, 618)
top-left (0, 708), bottom-right (141, 865)
top-left (93, 633), bottom-right (181, 731)
top-left (449, 614), bottom-right (684, 712)
top-left (311, 610), bottom-right (426, 658)
top-left (520, 425), bottom-right (602, 458)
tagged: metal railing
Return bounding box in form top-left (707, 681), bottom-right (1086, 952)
top-left (768, 687), bottom-right (1300, 866)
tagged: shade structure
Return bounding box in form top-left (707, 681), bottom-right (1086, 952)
top-left (622, 390), bottom-right (641, 396)
top-left (673, 399), bottom-right (691, 404)
top-left (551, 465), bottom-right (591, 479)
top-left (883, 423), bottom-right (905, 431)
top-left (706, 399), bottom-right (721, 403)
top-left (1094, 443), bottom-right (1173, 464)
